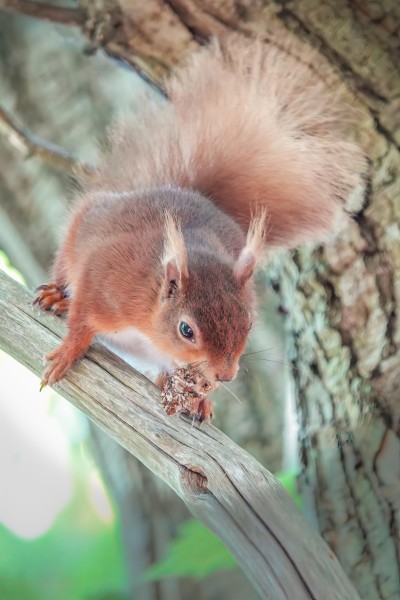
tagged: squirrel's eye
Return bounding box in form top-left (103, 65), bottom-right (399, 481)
top-left (180, 321), bottom-right (194, 341)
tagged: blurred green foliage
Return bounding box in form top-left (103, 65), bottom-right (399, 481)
top-left (0, 462), bottom-right (128, 600)
top-left (144, 469), bottom-right (301, 582)
top-left (275, 469), bottom-right (302, 509)
top-left (144, 520), bottom-right (237, 582)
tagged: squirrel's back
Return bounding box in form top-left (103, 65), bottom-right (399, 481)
top-left (94, 35), bottom-right (364, 247)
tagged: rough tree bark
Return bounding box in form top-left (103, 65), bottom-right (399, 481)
top-left (0, 2), bottom-right (399, 600)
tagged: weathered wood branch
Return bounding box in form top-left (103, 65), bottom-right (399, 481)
top-left (0, 0), bottom-right (177, 88)
top-left (0, 269), bottom-right (360, 600)
top-left (0, 105), bottom-right (95, 179)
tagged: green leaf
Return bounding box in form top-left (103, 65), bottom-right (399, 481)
top-left (143, 520), bottom-right (237, 581)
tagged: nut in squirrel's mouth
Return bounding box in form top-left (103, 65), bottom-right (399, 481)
top-left (161, 366), bottom-right (217, 422)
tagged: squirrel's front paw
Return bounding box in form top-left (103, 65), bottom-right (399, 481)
top-left (190, 397), bottom-right (214, 422)
top-left (40, 346), bottom-right (75, 390)
top-left (33, 282), bottom-right (69, 316)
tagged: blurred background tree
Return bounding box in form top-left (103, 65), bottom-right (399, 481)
top-left (0, 2), bottom-right (399, 600)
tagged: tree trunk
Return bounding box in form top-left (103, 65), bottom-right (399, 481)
top-left (0, 1), bottom-right (399, 599)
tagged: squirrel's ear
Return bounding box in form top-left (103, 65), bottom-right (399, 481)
top-left (234, 249), bottom-right (257, 286)
top-left (162, 212), bottom-right (189, 297)
top-left (234, 210), bottom-right (267, 286)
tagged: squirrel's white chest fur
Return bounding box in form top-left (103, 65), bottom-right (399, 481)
top-left (99, 327), bottom-right (176, 380)
top-left (67, 284), bottom-right (173, 379)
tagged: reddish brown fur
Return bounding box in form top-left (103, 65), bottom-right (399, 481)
top-left (96, 36), bottom-right (365, 246)
top-left (37, 35), bottom-right (364, 390)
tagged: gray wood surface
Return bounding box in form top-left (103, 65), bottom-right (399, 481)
top-left (0, 269), bottom-right (360, 600)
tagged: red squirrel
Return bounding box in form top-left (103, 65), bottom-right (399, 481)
top-left (35, 35), bottom-right (363, 413)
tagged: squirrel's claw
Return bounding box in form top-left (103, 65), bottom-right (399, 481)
top-left (39, 378), bottom-right (48, 392)
top-left (190, 397), bottom-right (214, 422)
top-left (41, 346), bottom-right (74, 388)
top-left (33, 283), bottom-right (69, 316)
top-left (52, 300), bottom-right (69, 315)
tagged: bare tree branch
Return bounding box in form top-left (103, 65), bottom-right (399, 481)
top-left (0, 0), bottom-right (195, 88)
top-left (0, 269), bottom-right (360, 600)
top-left (0, 106), bottom-right (96, 179)
top-left (0, 0), bottom-right (86, 26)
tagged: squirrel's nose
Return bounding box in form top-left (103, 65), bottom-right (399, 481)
top-left (215, 364), bottom-right (239, 383)
top-left (216, 375), bottom-right (232, 383)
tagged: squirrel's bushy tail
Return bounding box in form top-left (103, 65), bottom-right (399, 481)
top-left (98, 36), bottom-right (365, 247)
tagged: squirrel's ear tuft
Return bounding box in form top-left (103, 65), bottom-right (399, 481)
top-left (234, 210), bottom-right (268, 286)
top-left (162, 212), bottom-right (189, 297)
top-left (233, 250), bottom-right (256, 286)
